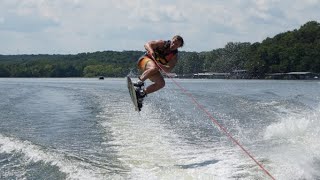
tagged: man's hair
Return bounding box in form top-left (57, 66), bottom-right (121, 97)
top-left (173, 35), bottom-right (184, 47)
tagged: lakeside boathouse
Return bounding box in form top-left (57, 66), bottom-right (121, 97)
top-left (265, 72), bottom-right (319, 80)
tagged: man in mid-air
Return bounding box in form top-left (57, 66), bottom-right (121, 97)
top-left (134, 35), bottom-right (184, 104)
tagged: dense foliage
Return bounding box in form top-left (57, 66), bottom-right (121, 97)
top-left (0, 51), bottom-right (142, 77)
top-left (0, 21), bottom-right (319, 78)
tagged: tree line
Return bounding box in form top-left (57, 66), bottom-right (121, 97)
top-left (0, 21), bottom-right (319, 78)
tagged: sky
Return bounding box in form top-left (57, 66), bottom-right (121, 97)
top-left (0, 0), bottom-right (320, 54)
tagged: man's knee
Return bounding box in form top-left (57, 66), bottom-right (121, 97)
top-left (157, 79), bottom-right (165, 89)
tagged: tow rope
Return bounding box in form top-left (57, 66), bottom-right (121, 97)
top-left (156, 63), bottom-right (275, 179)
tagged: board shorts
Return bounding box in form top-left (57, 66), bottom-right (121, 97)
top-left (137, 55), bottom-right (162, 82)
top-left (137, 55), bottom-right (152, 71)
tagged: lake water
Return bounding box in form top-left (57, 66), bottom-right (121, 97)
top-left (0, 78), bottom-right (319, 180)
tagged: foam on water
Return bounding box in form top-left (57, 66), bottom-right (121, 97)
top-left (264, 106), bottom-right (320, 179)
top-left (98, 94), bottom-right (269, 179)
top-left (0, 134), bottom-right (117, 180)
top-left (1, 78), bottom-right (319, 179)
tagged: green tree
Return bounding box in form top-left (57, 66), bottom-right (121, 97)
top-left (0, 65), bottom-right (10, 77)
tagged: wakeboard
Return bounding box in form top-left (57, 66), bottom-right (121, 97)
top-left (127, 77), bottom-right (142, 111)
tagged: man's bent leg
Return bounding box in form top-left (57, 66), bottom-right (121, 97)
top-left (139, 60), bottom-right (159, 82)
top-left (140, 67), bottom-right (159, 82)
top-left (136, 59), bottom-right (165, 95)
top-left (144, 74), bottom-right (165, 94)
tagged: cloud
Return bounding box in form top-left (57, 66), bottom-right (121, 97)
top-left (0, 13), bottom-right (59, 32)
top-left (0, 0), bottom-right (320, 54)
